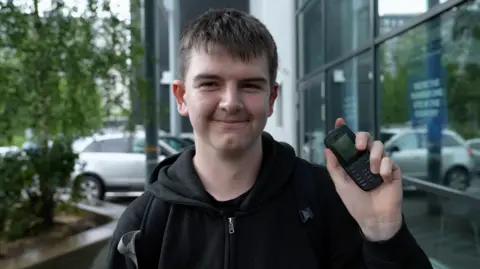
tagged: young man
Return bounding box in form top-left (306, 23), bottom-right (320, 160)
top-left (107, 8), bottom-right (433, 269)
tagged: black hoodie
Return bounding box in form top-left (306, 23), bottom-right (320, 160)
top-left (107, 133), bottom-right (433, 269)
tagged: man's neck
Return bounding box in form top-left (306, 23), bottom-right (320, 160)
top-left (193, 138), bottom-right (263, 202)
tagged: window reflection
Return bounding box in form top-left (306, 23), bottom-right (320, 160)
top-left (297, 0), bottom-right (323, 77)
top-left (377, 0), bottom-right (448, 35)
top-left (325, 0), bottom-right (371, 61)
top-left (300, 78), bottom-right (325, 165)
top-left (378, 2), bottom-right (480, 267)
top-left (327, 51), bottom-right (374, 134)
top-left (379, 0), bottom-right (480, 192)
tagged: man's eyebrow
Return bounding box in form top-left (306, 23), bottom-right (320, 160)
top-left (192, 74), bottom-right (268, 84)
top-left (241, 77), bottom-right (268, 84)
top-left (192, 73), bottom-right (221, 81)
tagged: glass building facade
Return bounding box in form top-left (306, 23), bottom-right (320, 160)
top-left (296, 0), bottom-right (480, 268)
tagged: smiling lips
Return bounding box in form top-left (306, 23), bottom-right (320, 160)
top-left (214, 119), bottom-right (249, 129)
top-left (217, 119), bottom-right (248, 123)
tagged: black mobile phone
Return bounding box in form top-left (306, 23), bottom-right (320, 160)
top-left (324, 125), bottom-right (383, 191)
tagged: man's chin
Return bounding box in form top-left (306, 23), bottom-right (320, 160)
top-left (213, 135), bottom-right (250, 152)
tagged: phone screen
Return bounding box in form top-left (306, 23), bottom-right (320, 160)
top-left (331, 134), bottom-right (358, 162)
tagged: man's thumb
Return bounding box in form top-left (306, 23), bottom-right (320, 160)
top-left (324, 148), bottom-right (344, 179)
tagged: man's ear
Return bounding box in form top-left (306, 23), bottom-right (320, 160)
top-left (268, 82), bottom-right (279, 117)
top-left (173, 80), bottom-right (188, 116)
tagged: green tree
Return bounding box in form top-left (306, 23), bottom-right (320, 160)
top-left (0, 0), bottom-right (134, 227)
top-left (447, 3), bottom-right (480, 138)
top-left (380, 29), bottom-right (426, 125)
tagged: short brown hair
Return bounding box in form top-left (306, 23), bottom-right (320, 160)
top-left (179, 8), bottom-right (278, 84)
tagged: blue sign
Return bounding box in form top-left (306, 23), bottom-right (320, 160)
top-left (343, 86), bottom-right (358, 132)
top-left (407, 47), bottom-right (447, 143)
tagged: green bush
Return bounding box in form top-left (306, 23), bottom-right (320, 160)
top-left (0, 137), bottom-right (82, 252)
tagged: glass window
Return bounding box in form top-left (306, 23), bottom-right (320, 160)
top-left (325, 0), bottom-right (371, 61)
top-left (377, 0), bottom-right (446, 35)
top-left (161, 137), bottom-right (188, 151)
top-left (300, 76), bottom-right (325, 165)
top-left (72, 138), bottom-right (92, 153)
top-left (379, 0), bottom-right (480, 192)
top-left (404, 194), bottom-right (480, 269)
top-left (77, 141), bottom-right (100, 152)
top-left (327, 51), bottom-right (374, 134)
top-left (98, 138), bottom-right (129, 153)
top-left (159, 144), bottom-right (174, 157)
top-left (132, 138), bottom-right (145, 153)
top-left (297, 0), bottom-right (323, 77)
top-left (377, 0), bottom-right (449, 35)
top-left (442, 133), bottom-right (461, 147)
top-left (390, 132), bottom-right (424, 150)
top-left (132, 137), bottom-right (177, 156)
top-left (83, 141), bottom-right (100, 152)
top-left (378, 2), bottom-right (480, 268)
top-left (296, 0), bottom-right (308, 10)
top-left (470, 142), bottom-right (480, 150)
top-left (379, 131), bottom-right (396, 143)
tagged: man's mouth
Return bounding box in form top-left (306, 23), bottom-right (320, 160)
top-left (214, 119), bottom-right (249, 123)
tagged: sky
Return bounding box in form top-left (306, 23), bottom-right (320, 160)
top-left (378, 0), bottom-right (448, 15)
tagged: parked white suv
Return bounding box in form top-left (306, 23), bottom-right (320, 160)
top-left (71, 131), bottom-right (179, 200)
top-left (381, 126), bottom-right (475, 191)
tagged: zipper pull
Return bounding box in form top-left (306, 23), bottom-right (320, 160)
top-left (228, 217), bottom-right (235, 234)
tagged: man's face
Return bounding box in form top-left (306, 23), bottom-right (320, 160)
top-left (173, 48), bottom-right (278, 154)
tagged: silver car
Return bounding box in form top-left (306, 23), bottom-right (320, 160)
top-left (465, 138), bottom-right (480, 175)
top-left (382, 126), bottom-right (475, 190)
top-left (71, 132), bottom-right (178, 200)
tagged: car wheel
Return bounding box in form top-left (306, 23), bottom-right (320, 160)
top-left (78, 175), bottom-right (105, 201)
top-left (444, 167), bottom-right (470, 191)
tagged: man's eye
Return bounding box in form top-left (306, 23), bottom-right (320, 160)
top-left (199, 82), bottom-right (217, 88)
top-left (243, 84), bottom-right (261, 91)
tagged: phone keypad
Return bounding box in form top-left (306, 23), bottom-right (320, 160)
top-left (346, 154), bottom-right (383, 191)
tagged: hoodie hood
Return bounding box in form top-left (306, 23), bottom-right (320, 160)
top-left (146, 132), bottom-right (297, 214)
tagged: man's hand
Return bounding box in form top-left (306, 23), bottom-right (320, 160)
top-left (325, 118), bottom-right (403, 242)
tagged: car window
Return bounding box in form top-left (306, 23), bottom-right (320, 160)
top-left (159, 145), bottom-right (174, 157)
top-left (98, 138), bottom-right (129, 153)
top-left (469, 142), bottom-right (480, 150)
top-left (182, 138), bottom-right (194, 145)
top-left (83, 141), bottom-right (101, 152)
top-left (132, 138), bottom-right (175, 156)
top-left (132, 138), bottom-right (145, 153)
top-left (390, 132), bottom-right (424, 150)
top-left (380, 132), bottom-right (396, 143)
top-left (72, 138), bottom-right (94, 153)
top-left (179, 138), bottom-right (194, 146)
top-left (161, 137), bottom-right (189, 151)
top-left (442, 134), bottom-right (461, 147)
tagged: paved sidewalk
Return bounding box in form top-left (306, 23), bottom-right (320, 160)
top-left (85, 200), bottom-right (126, 269)
top-left (90, 243), bottom-right (109, 269)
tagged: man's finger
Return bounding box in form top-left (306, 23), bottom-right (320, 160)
top-left (324, 149), bottom-right (345, 181)
top-left (355, 132), bottom-right (371, 151)
top-left (379, 157), bottom-right (393, 183)
top-left (369, 141), bottom-right (384, 174)
top-left (335, 118), bottom-right (345, 128)
top-left (392, 161), bottom-right (402, 181)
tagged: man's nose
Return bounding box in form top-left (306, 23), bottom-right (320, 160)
top-left (219, 85), bottom-right (243, 113)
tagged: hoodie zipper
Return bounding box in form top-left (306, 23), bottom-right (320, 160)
top-left (224, 216), bottom-right (236, 269)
